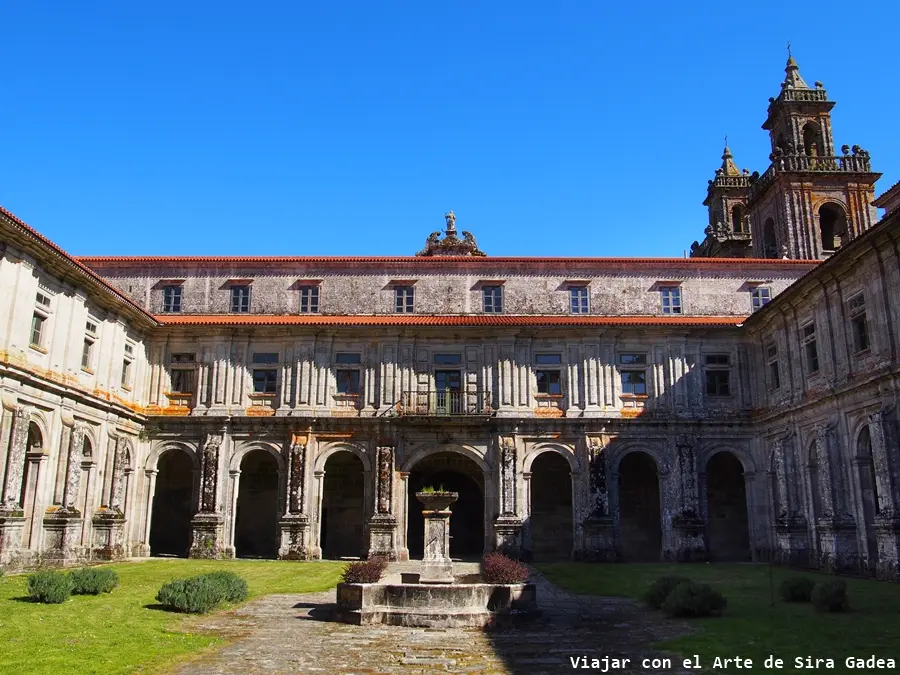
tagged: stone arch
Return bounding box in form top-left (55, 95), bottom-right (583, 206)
top-left (731, 203), bottom-right (747, 233)
top-left (704, 450), bottom-right (751, 561)
top-left (523, 444), bottom-right (577, 474)
top-left (230, 441), bottom-right (286, 474)
top-left (314, 441), bottom-right (372, 473)
top-left (616, 450), bottom-right (663, 561)
top-left (148, 446), bottom-right (196, 557)
top-left (27, 414), bottom-right (50, 454)
top-left (406, 445), bottom-right (488, 559)
top-left (145, 440), bottom-right (199, 472)
top-left (763, 217), bottom-right (778, 258)
top-left (234, 448), bottom-right (282, 559)
top-left (700, 445), bottom-right (755, 475)
top-left (611, 443), bottom-right (666, 475)
top-left (528, 449), bottom-right (573, 561)
top-left (818, 202), bottom-right (848, 252)
top-left (401, 442), bottom-right (489, 475)
top-left (803, 121), bottom-right (823, 157)
top-left (855, 424), bottom-right (879, 569)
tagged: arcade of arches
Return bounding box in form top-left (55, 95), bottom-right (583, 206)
top-left (149, 450), bottom-right (194, 557)
top-left (320, 452), bottom-right (366, 559)
top-left (234, 450), bottom-right (280, 559)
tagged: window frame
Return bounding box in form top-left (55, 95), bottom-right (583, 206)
top-left (847, 293), bottom-right (870, 354)
top-left (299, 284), bottom-right (320, 313)
top-left (335, 368), bottom-right (361, 395)
top-left (162, 284), bottom-right (183, 313)
top-left (569, 286), bottom-right (589, 314)
top-left (482, 285), bottom-right (503, 314)
top-left (765, 341), bottom-right (781, 391)
top-left (750, 286), bottom-right (772, 312)
top-left (170, 368), bottom-right (197, 394)
top-left (801, 322), bottom-right (820, 375)
top-left (81, 337), bottom-right (94, 372)
top-left (660, 286), bottom-right (683, 315)
top-left (618, 352), bottom-right (648, 396)
top-left (251, 368), bottom-right (278, 395)
top-left (230, 284), bottom-right (252, 313)
top-left (394, 285), bottom-right (415, 313)
top-left (703, 353), bottom-right (731, 397)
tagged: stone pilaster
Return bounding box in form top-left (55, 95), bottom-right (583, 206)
top-left (1, 406), bottom-right (32, 512)
top-left (91, 433), bottom-right (129, 560)
top-left (670, 434), bottom-right (707, 561)
top-left (279, 434), bottom-right (311, 560)
top-left (190, 429), bottom-right (226, 558)
top-left (368, 445), bottom-right (398, 560)
top-left (812, 422), bottom-right (858, 572)
top-left (772, 430), bottom-right (810, 566)
top-left (493, 436), bottom-right (522, 557)
top-left (43, 420), bottom-right (84, 564)
top-left (580, 435), bottom-right (616, 561)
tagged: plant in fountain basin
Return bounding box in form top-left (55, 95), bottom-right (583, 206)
top-left (481, 552), bottom-right (530, 584)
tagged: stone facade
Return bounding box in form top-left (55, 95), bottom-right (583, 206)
top-left (1, 56), bottom-right (899, 581)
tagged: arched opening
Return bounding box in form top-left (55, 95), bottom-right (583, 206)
top-left (234, 450), bottom-right (280, 559)
top-left (529, 452), bottom-right (573, 561)
top-left (856, 426), bottom-right (879, 571)
top-left (808, 442), bottom-right (822, 524)
top-left (763, 218), bottom-right (778, 258)
top-left (705, 452), bottom-right (751, 561)
top-left (408, 451), bottom-right (484, 560)
top-left (321, 452), bottom-right (366, 559)
top-left (617, 452), bottom-right (662, 561)
top-left (803, 122), bottom-right (822, 158)
top-left (149, 449), bottom-right (194, 557)
top-left (819, 204), bottom-right (848, 253)
top-left (20, 423), bottom-right (44, 546)
top-left (775, 133), bottom-right (787, 154)
top-left (731, 204), bottom-right (746, 234)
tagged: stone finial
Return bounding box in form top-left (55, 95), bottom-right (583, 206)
top-left (783, 51), bottom-right (810, 90)
top-left (417, 211), bottom-right (486, 256)
top-left (720, 142), bottom-right (742, 177)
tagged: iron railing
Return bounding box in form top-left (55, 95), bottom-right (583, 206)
top-left (397, 390), bottom-right (493, 416)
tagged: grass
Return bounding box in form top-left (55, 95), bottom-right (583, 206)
top-left (538, 563), bottom-right (900, 675)
top-left (0, 559), bottom-right (344, 675)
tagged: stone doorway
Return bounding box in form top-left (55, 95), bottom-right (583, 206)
top-left (234, 450), bottom-right (280, 559)
top-left (321, 452), bottom-right (366, 559)
top-left (408, 451), bottom-right (484, 559)
top-left (529, 452), bottom-right (573, 561)
top-left (617, 452), bottom-right (662, 561)
top-left (705, 451), bottom-right (751, 561)
top-left (149, 449), bottom-right (194, 557)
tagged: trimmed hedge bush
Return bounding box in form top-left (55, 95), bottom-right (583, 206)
top-left (779, 576), bottom-right (814, 602)
top-left (341, 556), bottom-right (388, 584)
top-left (661, 581), bottom-right (727, 618)
top-left (70, 567), bottom-right (119, 595)
top-left (27, 570), bottom-right (74, 604)
top-left (812, 579), bottom-right (849, 613)
top-left (480, 552), bottom-right (530, 584)
top-left (644, 575), bottom-right (691, 609)
top-left (156, 571), bottom-right (250, 614)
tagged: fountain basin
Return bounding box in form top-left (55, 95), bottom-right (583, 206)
top-left (333, 581), bottom-right (539, 628)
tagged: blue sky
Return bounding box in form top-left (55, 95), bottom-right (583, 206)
top-left (1, 1), bottom-right (896, 257)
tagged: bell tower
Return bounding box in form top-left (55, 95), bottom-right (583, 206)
top-left (691, 143), bottom-right (753, 258)
top-left (745, 53), bottom-right (881, 259)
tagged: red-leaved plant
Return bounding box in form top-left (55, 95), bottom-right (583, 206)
top-left (341, 556), bottom-right (388, 584)
top-left (480, 551), bottom-right (530, 584)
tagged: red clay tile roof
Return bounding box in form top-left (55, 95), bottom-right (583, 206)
top-left (0, 205), bottom-right (159, 328)
top-left (156, 314), bottom-right (746, 327)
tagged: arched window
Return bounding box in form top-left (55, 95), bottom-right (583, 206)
top-left (763, 218), bottom-right (778, 258)
top-left (819, 204), bottom-right (848, 253)
top-left (732, 204), bottom-right (746, 233)
top-left (803, 122), bottom-right (822, 157)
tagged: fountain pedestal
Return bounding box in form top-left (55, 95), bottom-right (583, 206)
top-left (416, 491), bottom-right (458, 584)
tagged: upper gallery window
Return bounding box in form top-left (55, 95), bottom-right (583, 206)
top-left (299, 285), bottom-right (319, 313)
top-left (30, 291), bottom-right (53, 350)
top-left (395, 285), bottom-right (414, 313)
top-left (618, 353), bottom-right (647, 396)
top-left (483, 285), bottom-right (503, 313)
top-left (162, 285), bottom-right (183, 313)
top-left (848, 293), bottom-right (870, 353)
top-left (765, 341), bottom-right (781, 391)
top-left (660, 286), bottom-right (682, 314)
top-left (433, 353), bottom-right (462, 365)
top-left (569, 286), bottom-right (589, 314)
top-left (704, 354), bottom-right (731, 397)
top-left (231, 285), bottom-right (251, 313)
top-left (802, 322), bottom-right (820, 374)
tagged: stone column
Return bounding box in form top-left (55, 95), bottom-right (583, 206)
top-left (493, 436), bottom-right (522, 557)
top-left (225, 469), bottom-right (240, 558)
top-left (189, 429), bottom-right (227, 558)
top-left (813, 422), bottom-right (858, 572)
top-left (368, 445), bottom-right (398, 560)
top-left (279, 434), bottom-right (312, 560)
top-left (139, 469), bottom-right (158, 557)
top-left (0, 406), bottom-right (30, 567)
top-left (772, 430), bottom-right (809, 566)
top-left (93, 435), bottom-right (129, 560)
top-left (417, 492), bottom-right (457, 583)
top-left (869, 408), bottom-right (900, 580)
top-left (43, 419), bottom-right (85, 565)
top-left (580, 435), bottom-right (616, 561)
top-left (670, 434), bottom-right (707, 561)
top-left (311, 469), bottom-right (325, 559)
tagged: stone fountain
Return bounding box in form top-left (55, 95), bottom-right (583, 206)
top-left (333, 487), bottom-right (539, 628)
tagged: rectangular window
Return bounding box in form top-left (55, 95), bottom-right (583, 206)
top-left (848, 293), bottom-right (869, 353)
top-left (751, 286), bottom-right (772, 311)
top-left (765, 342), bottom-right (780, 390)
top-left (163, 285), bottom-right (183, 313)
top-left (36, 292), bottom-right (51, 309)
top-left (536, 370), bottom-right (562, 395)
top-left (619, 353), bottom-right (647, 366)
top-left (252, 352), bottom-right (278, 364)
top-left (336, 369), bottom-right (361, 395)
top-left (171, 369), bottom-right (196, 393)
top-left (335, 352), bottom-right (361, 365)
top-left (569, 286), bottom-right (589, 314)
top-left (394, 285), bottom-right (414, 313)
top-left (124, 342), bottom-right (134, 356)
top-left (620, 370), bottom-right (647, 395)
top-left (252, 369), bottom-right (277, 394)
top-left (171, 353), bottom-right (196, 363)
top-left (704, 354), bottom-right (731, 396)
top-left (81, 338), bottom-right (94, 371)
top-left (85, 319), bottom-right (98, 336)
top-left (483, 285), bottom-right (503, 313)
top-left (231, 285), bottom-right (251, 313)
top-left (299, 285), bottom-right (319, 313)
top-left (30, 313), bottom-right (45, 348)
top-left (802, 322), bottom-right (820, 374)
top-left (121, 359), bottom-right (132, 388)
top-left (660, 286), bottom-right (682, 314)
top-left (433, 353), bottom-right (462, 365)
top-left (535, 353), bottom-right (562, 365)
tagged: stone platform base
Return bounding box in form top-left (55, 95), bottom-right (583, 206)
top-left (334, 581), bottom-right (539, 628)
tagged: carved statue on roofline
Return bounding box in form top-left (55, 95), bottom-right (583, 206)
top-left (417, 211), bottom-right (486, 256)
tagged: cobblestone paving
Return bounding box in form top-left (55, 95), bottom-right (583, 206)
top-left (172, 566), bottom-right (695, 675)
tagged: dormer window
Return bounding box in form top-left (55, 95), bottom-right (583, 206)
top-left (231, 284), bottom-right (251, 313)
top-left (163, 285), bottom-right (183, 313)
top-left (660, 286), bottom-right (682, 314)
top-left (395, 285), bottom-right (415, 313)
top-left (483, 285), bottom-right (503, 313)
top-left (569, 286), bottom-right (589, 314)
top-left (299, 285), bottom-right (320, 313)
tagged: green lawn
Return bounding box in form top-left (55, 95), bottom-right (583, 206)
top-left (537, 563), bottom-right (900, 675)
top-left (0, 559), bottom-right (344, 675)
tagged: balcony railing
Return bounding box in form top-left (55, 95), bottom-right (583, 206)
top-left (396, 390), bottom-right (493, 417)
top-left (777, 88), bottom-right (829, 103)
top-left (749, 150), bottom-right (873, 202)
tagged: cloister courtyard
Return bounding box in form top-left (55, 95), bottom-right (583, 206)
top-left (1, 559), bottom-right (898, 675)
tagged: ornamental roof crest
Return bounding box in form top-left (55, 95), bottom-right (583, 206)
top-left (416, 211), bottom-right (486, 257)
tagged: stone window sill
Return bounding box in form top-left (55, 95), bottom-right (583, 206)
top-left (81, 367), bottom-right (94, 375)
top-left (534, 394), bottom-right (564, 399)
top-left (248, 392), bottom-right (277, 399)
top-left (619, 394), bottom-right (649, 400)
top-left (29, 344), bottom-right (48, 354)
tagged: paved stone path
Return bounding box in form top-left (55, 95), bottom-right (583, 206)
top-left (172, 565), bottom-right (695, 675)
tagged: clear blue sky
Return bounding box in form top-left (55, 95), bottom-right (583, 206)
top-left (1, 1), bottom-right (897, 257)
